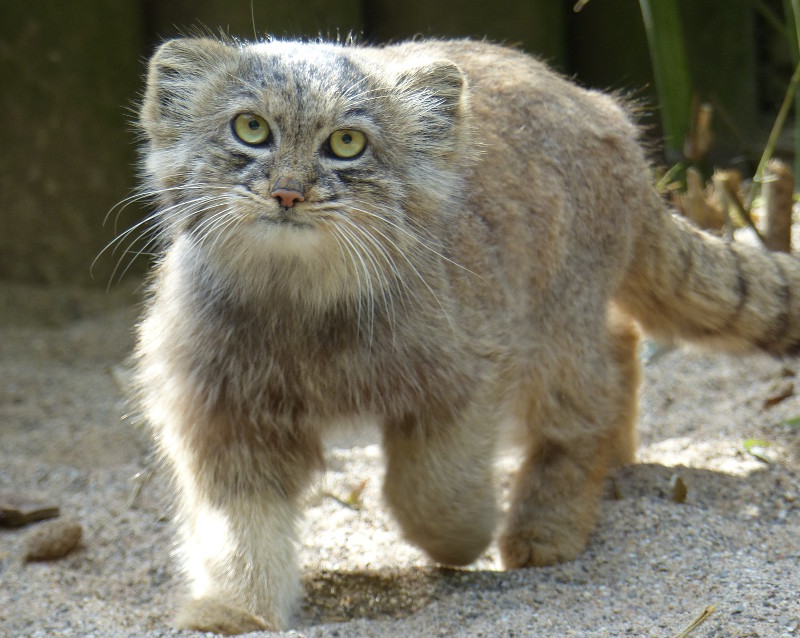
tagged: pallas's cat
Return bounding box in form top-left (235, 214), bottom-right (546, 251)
top-left (136, 37), bottom-right (800, 632)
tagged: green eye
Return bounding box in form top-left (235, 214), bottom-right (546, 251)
top-left (233, 113), bottom-right (270, 145)
top-left (328, 129), bottom-right (366, 159)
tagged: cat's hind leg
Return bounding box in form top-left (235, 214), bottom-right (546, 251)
top-left (499, 314), bottom-right (639, 567)
top-left (382, 406), bottom-right (499, 566)
top-left (606, 306), bottom-right (641, 467)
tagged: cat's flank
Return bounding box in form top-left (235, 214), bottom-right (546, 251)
top-left (136, 37), bottom-right (800, 633)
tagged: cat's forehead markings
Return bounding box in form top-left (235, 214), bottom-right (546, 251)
top-left (245, 42), bottom-right (362, 88)
top-left (247, 42), bottom-right (341, 71)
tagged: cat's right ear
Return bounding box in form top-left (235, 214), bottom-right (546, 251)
top-left (141, 38), bottom-right (235, 142)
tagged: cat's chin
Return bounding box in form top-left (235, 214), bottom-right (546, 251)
top-left (239, 218), bottom-right (325, 255)
top-left (190, 226), bottom-right (358, 310)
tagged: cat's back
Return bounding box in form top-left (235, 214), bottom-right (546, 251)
top-left (357, 39), bottom-right (646, 294)
top-left (366, 39), bottom-right (636, 147)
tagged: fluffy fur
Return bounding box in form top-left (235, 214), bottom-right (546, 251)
top-left (135, 37), bottom-right (800, 632)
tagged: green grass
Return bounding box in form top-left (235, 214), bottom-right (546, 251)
top-left (638, 0), bottom-right (693, 159)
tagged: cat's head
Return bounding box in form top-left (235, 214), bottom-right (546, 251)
top-left (138, 37), bottom-right (473, 309)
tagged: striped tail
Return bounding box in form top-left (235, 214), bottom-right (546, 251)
top-left (615, 194), bottom-right (800, 355)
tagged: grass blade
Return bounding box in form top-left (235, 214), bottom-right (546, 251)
top-left (639, 0), bottom-right (693, 158)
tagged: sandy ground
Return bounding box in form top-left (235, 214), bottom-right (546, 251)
top-left (1, 281), bottom-right (799, 637)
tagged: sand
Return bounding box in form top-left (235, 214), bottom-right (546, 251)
top-left (1, 281), bottom-right (798, 637)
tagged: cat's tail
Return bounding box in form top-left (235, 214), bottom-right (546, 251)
top-left (615, 191), bottom-right (800, 355)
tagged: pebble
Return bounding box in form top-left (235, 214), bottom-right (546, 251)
top-left (24, 517), bottom-right (83, 561)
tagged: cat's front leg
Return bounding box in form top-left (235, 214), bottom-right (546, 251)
top-left (160, 417), bottom-right (321, 634)
top-left (382, 404), bottom-right (499, 566)
top-left (172, 487), bottom-right (301, 633)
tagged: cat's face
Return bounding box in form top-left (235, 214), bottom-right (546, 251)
top-left (139, 38), bottom-right (470, 307)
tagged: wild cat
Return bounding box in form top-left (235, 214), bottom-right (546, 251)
top-left (135, 36), bottom-right (800, 633)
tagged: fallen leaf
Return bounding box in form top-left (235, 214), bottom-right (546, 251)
top-left (763, 379), bottom-right (794, 409)
top-left (323, 479), bottom-right (369, 511)
top-left (669, 473), bottom-right (688, 504)
top-left (0, 492), bottom-right (60, 528)
top-left (743, 439), bottom-right (775, 464)
top-left (345, 479), bottom-right (369, 509)
top-left (781, 416), bottom-right (800, 430)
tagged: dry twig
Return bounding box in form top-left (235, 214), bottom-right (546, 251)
top-left (671, 604), bottom-right (716, 638)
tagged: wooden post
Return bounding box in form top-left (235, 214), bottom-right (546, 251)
top-left (763, 159), bottom-right (794, 253)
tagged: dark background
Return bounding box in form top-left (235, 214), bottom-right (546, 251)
top-left (0, 0), bottom-right (787, 285)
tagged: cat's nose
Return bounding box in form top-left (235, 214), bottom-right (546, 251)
top-left (271, 177), bottom-right (306, 208)
top-left (271, 188), bottom-right (305, 208)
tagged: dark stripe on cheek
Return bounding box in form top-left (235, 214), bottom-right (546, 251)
top-left (336, 167), bottom-right (377, 187)
top-left (228, 152), bottom-right (256, 169)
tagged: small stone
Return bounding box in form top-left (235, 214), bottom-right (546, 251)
top-left (0, 491), bottom-right (60, 527)
top-left (24, 518), bottom-right (83, 561)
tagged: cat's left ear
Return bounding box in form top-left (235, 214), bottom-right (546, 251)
top-left (395, 61), bottom-right (468, 135)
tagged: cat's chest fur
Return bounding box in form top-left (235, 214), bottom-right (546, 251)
top-left (151, 239), bottom-right (481, 428)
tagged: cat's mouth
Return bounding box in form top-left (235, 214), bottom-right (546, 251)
top-left (236, 188), bottom-right (316, 231)
top-left (256, 213), bottom-right (314, 231)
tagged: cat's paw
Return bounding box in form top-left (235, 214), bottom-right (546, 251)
top-left (498, 522), bottom-right (588, 569)
top-left (174, 596), bottom-right (271, 635)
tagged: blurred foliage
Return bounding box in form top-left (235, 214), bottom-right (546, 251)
top-left (638, 0), bottom-right (693, 158)
top-left (644, 0), bottom-right (800, 214)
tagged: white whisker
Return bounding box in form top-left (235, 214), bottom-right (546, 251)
top-left (97, 186), bottom-right (237, 285)
top-left (348, 204), bottom-right (485, 281)
top-left (340, 218), bottom-right (399, 339)
top-left (343, 209), bottom-right (456, 334)
top-left (346, 218), bottom-right (418, 313)
top-left (339, 222), bottom-right (392, 344)
top-left (331, 225), bottom-right (366, 339)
